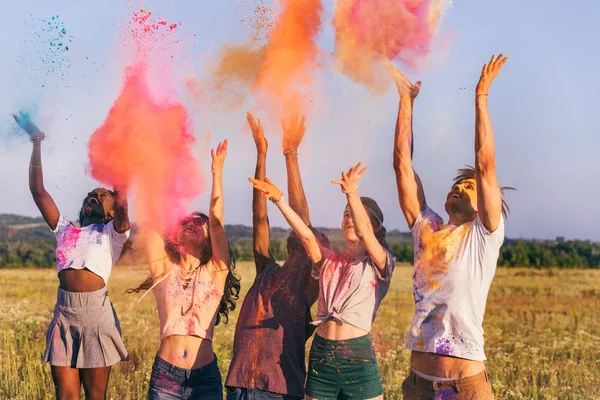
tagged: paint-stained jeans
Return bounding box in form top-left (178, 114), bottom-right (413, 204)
top-left (402, 370), bottom-right (494, 400)
top-left (147, 354), bottom-right (222, 400)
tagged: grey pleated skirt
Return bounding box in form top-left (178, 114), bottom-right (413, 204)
top-left (43, 286), bottom-right (129, 368)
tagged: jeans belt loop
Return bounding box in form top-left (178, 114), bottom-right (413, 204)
top-left (453, 379), bottom-right (461, 393)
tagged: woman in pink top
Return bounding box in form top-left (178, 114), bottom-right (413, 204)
top-left (129, 140), bottom-right (240, 400)
top-left (250, 162), bottom-right (395, 400)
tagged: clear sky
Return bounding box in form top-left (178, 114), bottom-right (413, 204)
top-left (1, 0), bottom-right (598, 241)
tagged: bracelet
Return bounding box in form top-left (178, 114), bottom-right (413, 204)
top-left (30, 132), bottom-right (46, 143)
top-left (29, 164), bottom-right (42, 168)
top-left (342, 187), bottom-right (358, 194)
top-left (475, 93), bottom-right (488, 97)
top-left (283, 149), bottom-right (298, 156)
top-left (270, 196), bottom-right (284, 205)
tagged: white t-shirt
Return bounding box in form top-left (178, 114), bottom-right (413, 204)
top-left (405, 206), bottom-right (504, 361)
top-left (52, 215), bottom-right (130, 284)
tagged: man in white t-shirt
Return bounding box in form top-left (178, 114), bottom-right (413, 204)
top-left (388, 55), bottom-right (511, 399)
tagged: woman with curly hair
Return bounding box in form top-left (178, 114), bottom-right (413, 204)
top-left (130, 140), bottom-right (240, 400)
top-left (13, 112), bottom-right (131, 400)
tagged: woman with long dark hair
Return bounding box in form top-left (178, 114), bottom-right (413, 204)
top-left (250, 162), bottom-right (395, 400)
top-left (129, 140), bottom-right (240, 400)
top-left (14, 112), bottom-right (131, 400)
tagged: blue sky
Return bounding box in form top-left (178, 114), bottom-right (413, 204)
top-left (1, 0), bottom-right (598, 241)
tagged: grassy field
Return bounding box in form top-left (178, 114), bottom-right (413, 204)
top-left (0, 263), bottom-right (599, 399)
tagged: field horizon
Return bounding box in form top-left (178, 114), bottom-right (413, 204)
top-left (1, 263), bottom-right (599, 399)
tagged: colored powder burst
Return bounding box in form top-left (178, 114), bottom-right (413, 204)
top-left (8, 14), bottom-right (75, 134)
top-left (202, 0), bottom-right (322, 119)
top-left (89, 10), bottom-right (203, 232)
top-left (237, 0), bottom-right (275, 43)
top-left (192, 43), bottom-right (267, 111)
top-left (333, 0), bottom-right (451, 90)
top-left (254, 0), bottom-right (323, 120)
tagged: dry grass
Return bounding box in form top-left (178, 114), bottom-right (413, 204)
top-left (0, 264), bottom-right (599, 399)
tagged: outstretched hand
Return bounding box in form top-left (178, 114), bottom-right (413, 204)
top-left (332, 162), bottom-right (368, 194)
top-left (386, 64), bottom-right (421, 100)
top-left (247, 112), bottom-right (268, 154)
top-left (211, 139), bottom-right (228, 173)
top-left (282, 113), bottom-right (306, 154)
top-left (248, 177), bottom-right (284, 203)
top-left (13, 111), bottom-right (44, 140)
top-left (476, 54), bottom-right (508, 95)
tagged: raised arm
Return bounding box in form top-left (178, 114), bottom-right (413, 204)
top-left (247, 112), bottom-right (272, 274)
top-left (248, 177), bottom-right (322, 263)
top-left (144, 229), bottom-right (169, 279)
top-left (112, 185), bottom-right (130, 234)
top-left (387, 66), bottom-right (426, 229)
top-left (13, 112), bottom-right (60, 230)
top-left (332, 163), bottom-right (388, 272)
top-left (282, 114), bottom-right (311, 225)
top-left (474, 54), bottom-right (508, 233)
top-left (209, 140), bottom-right (231, 272)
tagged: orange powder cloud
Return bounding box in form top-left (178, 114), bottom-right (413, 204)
top-left (255, 0), bottom-right (323, 120)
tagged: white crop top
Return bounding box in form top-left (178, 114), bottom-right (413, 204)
top-left (52, 214), bottom-right (130, 284)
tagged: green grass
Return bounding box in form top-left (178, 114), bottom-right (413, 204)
top-left (0, 264), bottom-right (599, 399)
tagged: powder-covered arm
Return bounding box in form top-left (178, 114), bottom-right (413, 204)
top-left (474, 54), bottom-right (507, 233)
top-left (13, 112), bottom-right (60, 230)
top-left (247, 113), bottom-right (273, 275)
top-left (283, 114), bottom-right (311, 226)
top-left (112, 185), bottom-right (130, 234)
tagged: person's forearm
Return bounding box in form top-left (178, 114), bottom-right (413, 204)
top-left (275, 200), bottom-right (314, 242)
top-left (393, 94), bottom-right (415, 175)
top-left (253, 152), bottom-right (270, 257)
top-left (112, 188), bottom-right (130, 232)
top-left (346, 191), bottom-right (374, 240)
top-left (285, 152), bottom-right (310, 225)
top-left (29, 140), bottom-right (45, 196)
top-left (475, 95), bottom-right (496, 173)
top-left (209, 171), bottom-right (224, 228)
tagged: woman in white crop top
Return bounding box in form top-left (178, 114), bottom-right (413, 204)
top-left (14, 112), bottom-right (131, 399)
top-left (129, 140), bottom-right (241, 400)
top-left (250, 162), bottom-right (395, 400)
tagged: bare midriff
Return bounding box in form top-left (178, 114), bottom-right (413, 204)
top-left (158, 335), bottom-right (215, 369)
top-left (411, 351), bottom-right (486, 379)
top-left (316, 320), bottom-right (369, 341)
top-left (58, 268), bottom-right (105, 292)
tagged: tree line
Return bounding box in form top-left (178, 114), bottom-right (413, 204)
top-left (2, 235), bottom-right (599, 269)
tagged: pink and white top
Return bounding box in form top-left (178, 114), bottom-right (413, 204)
top-left (406, 206), bottom-right (504, 361)
top-left (52, 214), bottom-right (130, 284)
top-left (311, 248), bottom-right (395, 332)
top-left (150, 264), bottom-right (224, 341)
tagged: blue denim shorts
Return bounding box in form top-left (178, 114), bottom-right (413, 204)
top-left (148, 353), bottom-right (223, 400)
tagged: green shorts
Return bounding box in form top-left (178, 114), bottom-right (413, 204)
top-left (306, 334), bottom-right (383, 400)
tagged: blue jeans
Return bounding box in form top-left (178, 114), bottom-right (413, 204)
top-left (148, 354), bottom-right (223, 400)
top-left (226, 387), bottom-right (302, 400)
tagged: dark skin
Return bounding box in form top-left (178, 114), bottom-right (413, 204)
top-left (247, 112), bottom-right (318, 306)
top-left (15, 112), bottom-right (130, 400)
